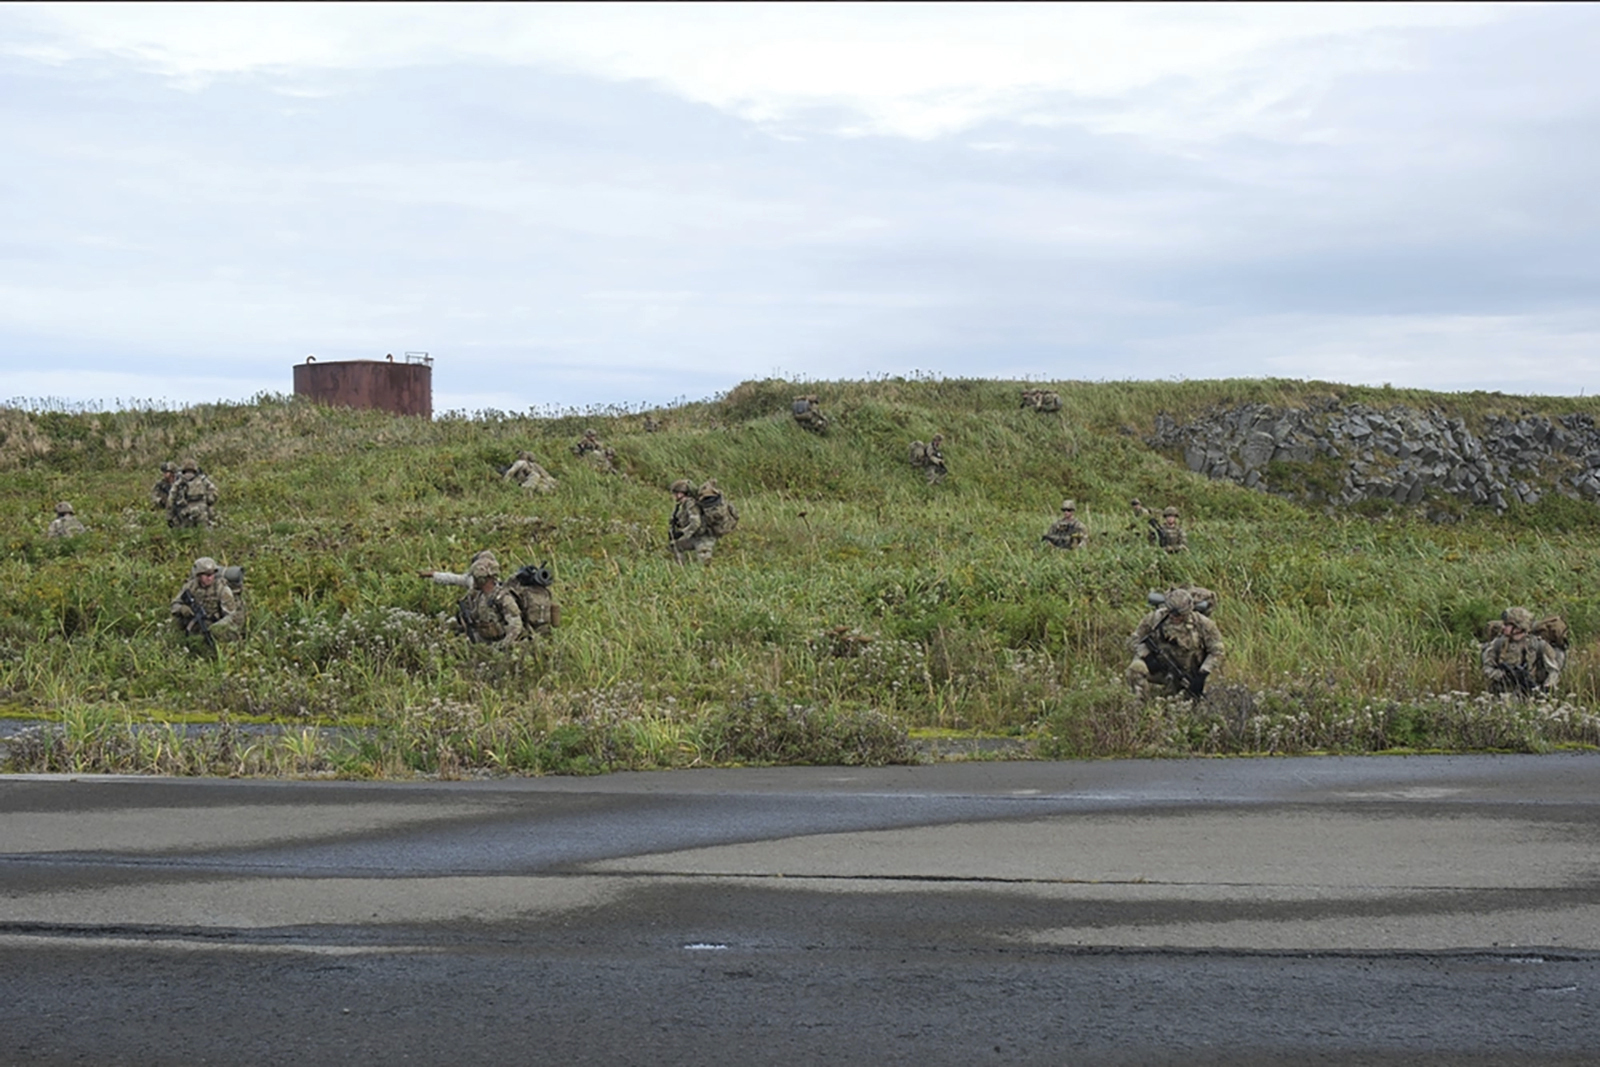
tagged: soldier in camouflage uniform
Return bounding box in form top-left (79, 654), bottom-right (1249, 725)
top-left (455, 556), bottom-right (524, 645)
top-left (1150, 506), bottom-right (1187, 552)
top-left (668, 478), bottom-right (715, 564)
top-left (1129, 498), bottom-right (1152, 520)
top-left (908, 434), bottom-right (947, 485)
top-left (572, 430), bottom-right (617, 473)
top-left (151, 462), bottom-right (177, 511)
top-left (791, 395), bottom-right (828, 433)
top-left (1482, 606), bottom-right (1563, 695)
top-left (167, 459), bottom-right (218, 528)
top-left (1041, 499), bottom-right (1087, 549)
top-left (47, 501), bottom-right (87, 539)
top-left (1127, 587), bottom-right (1223, 698)
top-left (504, 451), bottom-right (558, 493)
top-left (1020, 388), bottom-right (1062, 413)
top-left (169, 556), bottom-right (242, 643)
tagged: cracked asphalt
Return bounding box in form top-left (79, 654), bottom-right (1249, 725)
top-left (2, 754), bottom-right (1598, 1065)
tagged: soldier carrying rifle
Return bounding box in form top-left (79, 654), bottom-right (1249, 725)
top-left (1127, 587), bottom-right (1223, 699)
top-left (169, 556), bottom-right (243, 649)
top-left (1482, 606), bottom-right (1564, 696)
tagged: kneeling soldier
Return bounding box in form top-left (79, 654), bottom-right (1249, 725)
top-left (1127, 587), bottom-right (1222, 699)
top-left (1482, 606), bottom-right (1562, 695)
top-left (456, 556), bottom-right (524, 645)
top-left (170, 556), bottom-right (242, 645)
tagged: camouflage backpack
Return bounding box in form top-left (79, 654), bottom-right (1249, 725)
top-left (1535, 615), bottom-right (1570, 650)
top-left (908, 440), bottom-right (930, 467)
top-left (1146, 585), bottom-right (1218, 617)
top-left (697, 481), bottom-right (739, 537)
top-left (507, 563), bottom-right (559, 630)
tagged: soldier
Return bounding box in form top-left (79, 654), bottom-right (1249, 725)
top-left (668, 478), bottom-right (715, 564)
top-left (791, 395), bottom-right (828, 433)
top-left (1129, 498), bottom-right (1153, 520)
top-left (1482, 606), bottom-right (1562, 695)
top-left (46, 501), bottom-right (87, 539)
top-left (1019, 388), bottom-right (1062, 413)
top-left (504, 451), bottom-right (558, 493)
top-left (909, 434), bottom-right (948, 485)
top-left (151, 461), bottom-right (178, 511)
top-left (1127, 587), bottom-right (1223, 699)
top-left (169, 556), bottom-right (242, 644)
top-left (167, 459), bottom-right (218, 528)
top-left (1041, 499), bottom-right (1087, 550)
top-left (455, 556), bottom-right (524, 644)
top-left (572, 429), bottom-right (617, 473)
top-left (1149, 506), bottom-right (1187, 552)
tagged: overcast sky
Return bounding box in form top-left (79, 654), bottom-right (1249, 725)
top-left (3, 2), bottom-right (1598, 413)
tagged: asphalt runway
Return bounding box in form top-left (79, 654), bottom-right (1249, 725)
top-left (2, 755), bottom-right (1598, 1065)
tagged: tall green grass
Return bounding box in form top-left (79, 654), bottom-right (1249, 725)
top-left (4, 377), bottom-right (1600, 774)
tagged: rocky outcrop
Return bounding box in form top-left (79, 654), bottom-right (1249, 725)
top-left (1149, 401), bottom-right (1600, 513)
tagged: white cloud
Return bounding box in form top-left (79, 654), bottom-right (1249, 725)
top-left (14, 2), bottom-right (1512, 139)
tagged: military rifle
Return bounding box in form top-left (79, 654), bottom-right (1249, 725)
top-left (457, 595), bottom-right (485, 644)
top-left (180, 589), bottom-right (216, 650)
top-left (1146, 616), bottom-right (1205, 698)
top-left (1501, 660), bottom-right (1538, 696)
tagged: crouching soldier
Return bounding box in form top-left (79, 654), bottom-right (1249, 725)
top-left (1127, 587), bottom-right (1222, 699)
top-left (170, 556), bottom-right (242, 647)
top-left (1482, 606), bottom-right (1563, 696)
top-left (792, 395), bottom-right (828, 433)
top-left (455, 556), bottom-right (523, 645)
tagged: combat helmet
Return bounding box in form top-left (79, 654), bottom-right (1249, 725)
top-left (1061, 499), bottom-right (1076, 512)
top-left (180, 459), bottom-right (199, 473)
top-left (1502, 606), bottom-right (1535, 632)
top-left (1162, 506), bottom-right (1179, 517)
top-left (1164, 588), bottom-right (1194, 615)
top-left (469, 556), bottom-right (500, 581)
top-left (191, 556), bottom-right (220, 576)
top-left (670, 479), bottom-right (693, 495)
top-left (55, 501), bottom-right (74, 515)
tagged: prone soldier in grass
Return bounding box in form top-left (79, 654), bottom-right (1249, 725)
top-left (504, 451), bottom-right (558, 493)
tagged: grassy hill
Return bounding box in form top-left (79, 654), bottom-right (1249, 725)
top-left (4, 376), bottom-right (1600, 775)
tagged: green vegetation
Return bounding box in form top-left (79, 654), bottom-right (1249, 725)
top-left (3, 376), bottom-right (1600, 776)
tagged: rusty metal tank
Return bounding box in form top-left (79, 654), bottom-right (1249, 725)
top-left (293, 353), bottom-right (432, 418)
